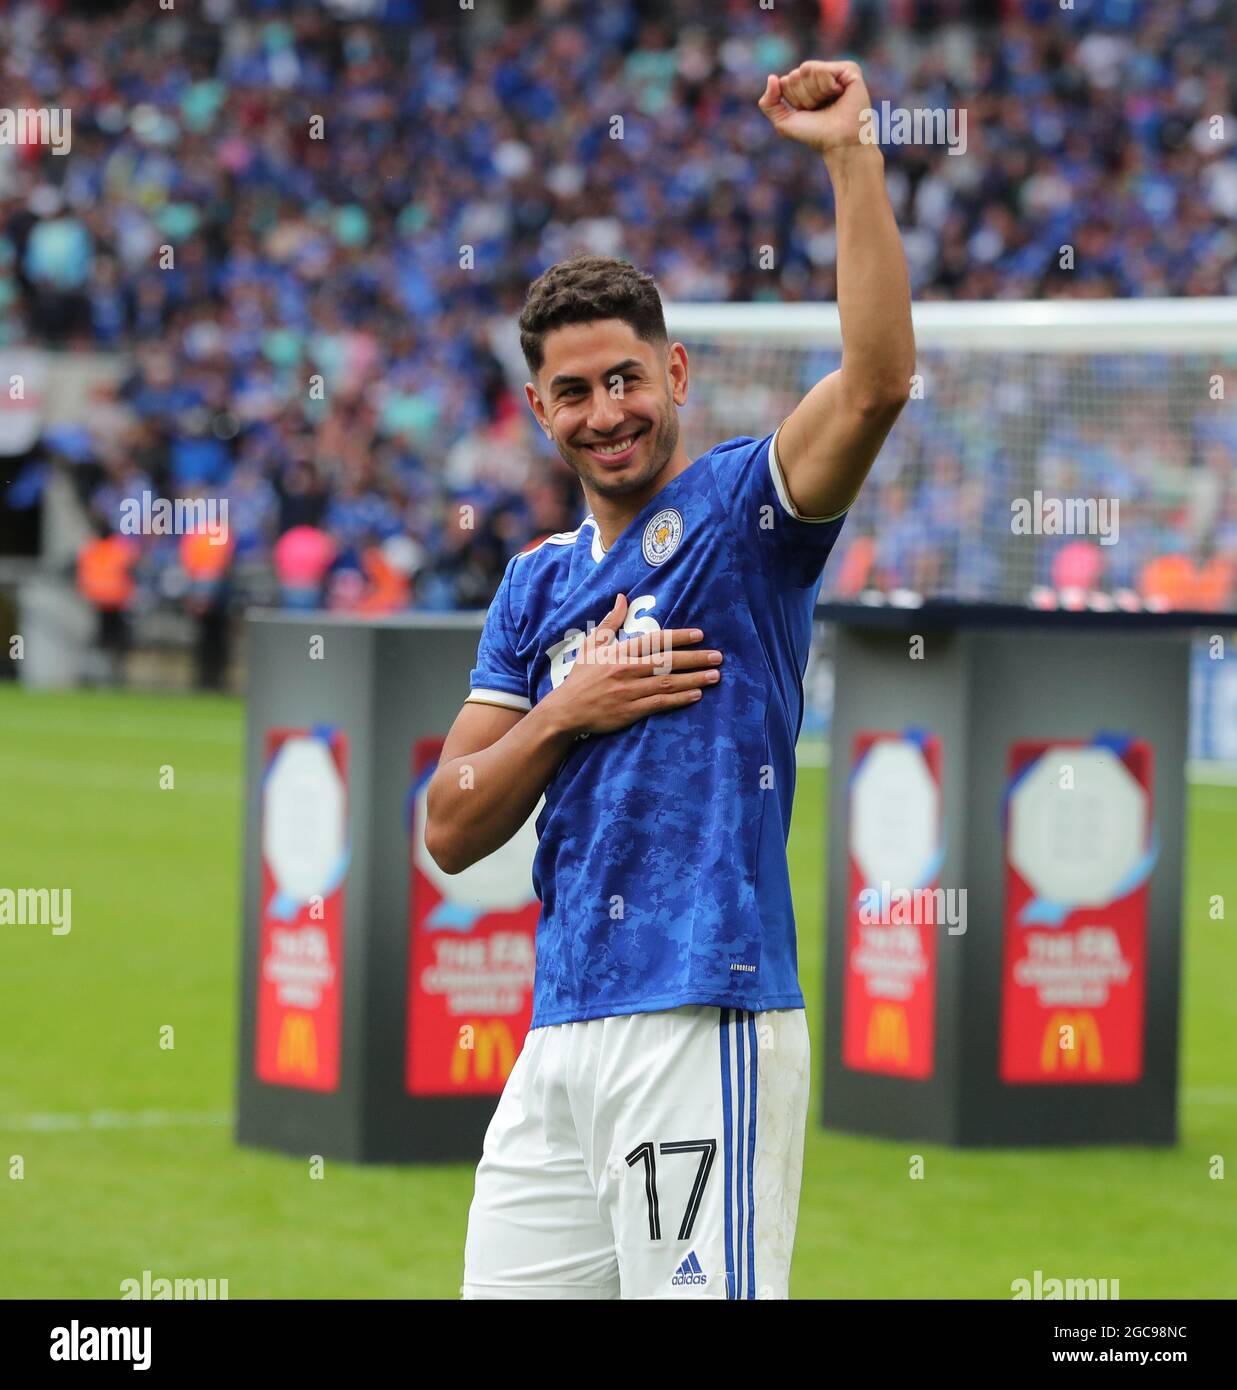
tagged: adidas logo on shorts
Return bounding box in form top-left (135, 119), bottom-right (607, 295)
top-left (671, 1251), bottom-right (708, 1287)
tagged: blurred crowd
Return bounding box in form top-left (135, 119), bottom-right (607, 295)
top-left (0, 0), bottom-right (1233, 675)
top-left (680, 340), bottom-right (1237, 608)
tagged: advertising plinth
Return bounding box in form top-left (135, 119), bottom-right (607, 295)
top-left (236, 611), bottom-right (538, 1164)
top-left (819, 603), bottom-right (1216, 1148)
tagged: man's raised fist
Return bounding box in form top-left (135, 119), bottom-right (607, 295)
top-left (757, 60), bottom-right (872, 154)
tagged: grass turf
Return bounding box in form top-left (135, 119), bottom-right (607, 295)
top-left (0, 685), bottom-right (1233, 1298)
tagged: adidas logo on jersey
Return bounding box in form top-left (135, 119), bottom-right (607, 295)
top-left (671, 1251), bottom-right (708, 1287)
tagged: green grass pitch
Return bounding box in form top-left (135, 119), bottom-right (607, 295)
top-left (1, 685), bottom-right (1233, 1298)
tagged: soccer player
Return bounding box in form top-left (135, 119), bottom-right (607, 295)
top-left (426, 60), bottom-right (913, 1299)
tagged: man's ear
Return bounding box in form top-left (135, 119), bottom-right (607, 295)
top-left (524, 381), bottom-right (552, 436)
top-left (667, 341), bottom-right (689, 407)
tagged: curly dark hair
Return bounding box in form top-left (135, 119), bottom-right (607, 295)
top-left (518, 253), bottom-right (668, 376)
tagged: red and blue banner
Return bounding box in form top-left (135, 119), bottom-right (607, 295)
top-left (1000, 736), bottom-right (1154, 1084)
top-left (405, 738), bottom-right (539, 1096)
top-left (842, 729), bottom-right (943, 1079)
top-left (255, 727), bottom-right (349, 1092)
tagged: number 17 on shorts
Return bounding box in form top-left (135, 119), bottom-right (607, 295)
top-left (462, 1005), bottom-right (810, 1300)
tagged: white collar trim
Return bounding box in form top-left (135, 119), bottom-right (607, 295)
top-left (585, 515), bottom-right (606, 564)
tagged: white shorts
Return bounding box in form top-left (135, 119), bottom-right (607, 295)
top-left (461, 1004), bottom-right (810, 1300)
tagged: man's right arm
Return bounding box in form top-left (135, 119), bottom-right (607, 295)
top-left (423, 696), bottom-right (576, 875)
top-left (424, 594), bottom-right (722, 874)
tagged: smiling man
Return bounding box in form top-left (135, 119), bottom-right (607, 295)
top-left (427, 60), bottom-right (913, 1299)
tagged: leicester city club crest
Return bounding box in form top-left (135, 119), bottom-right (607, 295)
top-left (643, 508), bottom-right (683, 566)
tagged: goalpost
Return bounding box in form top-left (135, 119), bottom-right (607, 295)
top-left (664, 297), bottom-right (1237, 612)
top-left (660, 297), bottom-right (1236, 1146)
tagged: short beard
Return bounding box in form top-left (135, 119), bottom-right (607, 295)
top-left (559, 406), bottom-right (679, 500)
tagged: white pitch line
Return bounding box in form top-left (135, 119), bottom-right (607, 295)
top-left (0, 1108), bottom-right (232, 1132)
top-left (1187, 761), bottom-right (1237, 787)
top-left (0, 1094), bottom-right (1231, 1136)
top-left (1183, 1088), bottom-right (1237, 1106)
top-left (0, 715), bottom-right (239, 746)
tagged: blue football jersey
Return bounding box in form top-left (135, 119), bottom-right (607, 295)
top-left (467, 426), bottom-right (848, 1028)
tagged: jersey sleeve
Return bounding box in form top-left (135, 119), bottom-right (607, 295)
top-left (466, 553), bottom-right (531, 712)
top-left (707, 425), bottom-right (850, 590)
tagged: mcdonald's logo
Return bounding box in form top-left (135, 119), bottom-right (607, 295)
top-left (1041, 1011), bottom-right (1103, 1074)
top-left (866, 1003), bottom-right (910, 1066)
top-left (451, 1019), bottom-right (516, 1086)
top-left (276, 1011), bottom-right (319, 1078)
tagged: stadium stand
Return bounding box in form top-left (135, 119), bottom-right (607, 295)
top-left (0, 0), bottom-right (1233, 685)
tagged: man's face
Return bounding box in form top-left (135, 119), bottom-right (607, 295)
top-left (526, 320), bottom-right (687, 499)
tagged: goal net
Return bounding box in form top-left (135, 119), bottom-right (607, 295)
top-left (666, 299), bottom-right (1237, 614)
